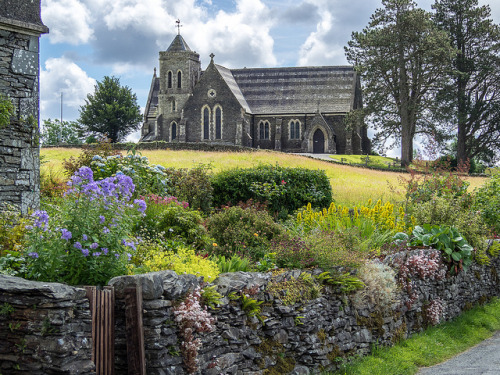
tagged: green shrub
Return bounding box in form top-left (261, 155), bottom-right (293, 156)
top-left (0, 95), bottom-right (14, 129)
top-left (304, 228), bottom-right (368, 271)
top-left (214, 254), bottom-right (252, 273)
top-left (270, 236), bottom-right (316, 269)
top-left (211, 164), bottom-right (332, 219)
top-left (137, 195), bottom-right (212, 250)
top-left (410, 195), bottom-right (488, 253)
top-left (0, 204), bottom-right (28, 256)
top-left (474, 171), bottom-right (500, 235)
top-left (163, 164), bottom-right (213, 213)
top-left (205, 206), bottom-right (286, 261)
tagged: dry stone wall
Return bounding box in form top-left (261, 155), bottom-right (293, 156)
top-left (107, 249), bottom-right (500, 375)
top-left (1, 247), bottom-right (499, 375)
top-left (0, 0), bottom-right (48, 214)
top-left (0, 276), bottom-right (94, 374)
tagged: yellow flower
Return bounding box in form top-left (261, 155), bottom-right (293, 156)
top-left (213, 243), bottom-right (218, 247)
top-left (254, 233), bottom-right (259, 237)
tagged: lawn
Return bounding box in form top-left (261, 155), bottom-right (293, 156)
top-left (40, 147), bottom-right (487, 207)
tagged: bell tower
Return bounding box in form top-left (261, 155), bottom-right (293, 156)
top-left (157, 24), bottom-right (201, 140)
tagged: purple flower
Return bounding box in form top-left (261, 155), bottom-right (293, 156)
top-left (127, 253), bottom-right (132, 261)
top-left (134, 199), bottom-right (147, 213)
top-left (92, 252), bottom-right (101, 257)
top-left (99, 215), bottom-right (106, 224)
top-left (81, 249), bottom-right (89, 257)
top-left (74, 242), bottom-right (83, 250)
top-left (32, 210), bottom-right (49, 231)
top-left (77, 166), bottom-right (94, 182)
top-left (82, 234), bottom-right (88, 241)
top-left (101, 248), bottom-right (109, 255)
top-left (90, 242), bottom-right (99, 249)
top-left (102, 227), bottom-right (110, 234)
top-left (60, 228), bottom-right (72, 241)
top-left (114, 253), bottom-right (120, 259)
top-left (28, 252), bottom-right (39, 258)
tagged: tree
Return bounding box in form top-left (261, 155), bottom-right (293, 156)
top-left (433, 0), bottom-right (500, 166)
top-left (40, 119), bottom-right (86, 145)
top-left (79, 76), bottom-right (142, 143)
top-left (345, 0), bottom-right (455, 167)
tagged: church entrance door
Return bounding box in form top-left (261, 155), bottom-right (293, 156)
top-left (313, 129), bottom-right (325, 153)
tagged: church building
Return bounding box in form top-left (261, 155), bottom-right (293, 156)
top-left (140, 33), bottom-right (370, 154)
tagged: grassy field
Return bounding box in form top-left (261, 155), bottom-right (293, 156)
top-left (330, 154), bottom-right (400, 169)
top-left (40, 147), bottom-right (487, 207)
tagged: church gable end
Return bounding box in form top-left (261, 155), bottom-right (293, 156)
top-left (183, 60), bottom-right (246, 144)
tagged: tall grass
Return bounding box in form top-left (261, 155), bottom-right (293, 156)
top-left (40, 148), bottom-right (487, 207)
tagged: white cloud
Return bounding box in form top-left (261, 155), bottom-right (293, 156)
top-left (188, 0), bottom-right (277, 68)
top-left (40, 57), bottom-right (96, 120)
top-left (41, 0), bottom-right (94, 45)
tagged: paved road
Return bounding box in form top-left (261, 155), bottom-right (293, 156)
top-left (416, 331), bottom-right (500, 375)
top-left (293, 153), bottom-right (336, 161)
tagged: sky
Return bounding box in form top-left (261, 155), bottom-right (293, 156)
top-left (39, 0), bottom-right (500, 148)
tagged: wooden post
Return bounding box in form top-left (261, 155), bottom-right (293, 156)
top-left (125, 285), bottom-right (146, 375)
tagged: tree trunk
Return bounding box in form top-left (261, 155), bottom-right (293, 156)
top-left (397, 6), bottom-right (412, 168)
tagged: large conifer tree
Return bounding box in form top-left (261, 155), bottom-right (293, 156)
top-left (433, 0), bottom-right (500, 166)
top-left (346, 0), bottom-right (454, 166)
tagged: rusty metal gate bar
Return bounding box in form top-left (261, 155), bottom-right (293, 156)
top-left (85, 286), bottom-right (115, 375)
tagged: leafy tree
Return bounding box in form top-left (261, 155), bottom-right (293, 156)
top-left (79, 76), bottom-right (142, 143)
top-left (433, 0), bottom-right (500, 166)
top-left (40, 119), bottom-right (85, 145)
top-left (345, 0), bottom-right (455, 167)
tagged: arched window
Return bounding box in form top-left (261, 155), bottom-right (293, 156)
top-left (259, 121), bottom-right (270, 140)
top-left (172, 99), bottom-right (176, 112)
top-left (167, 71), bottom-right (172, 88)
top-left (171, 122), bottom-right (177, 141)
top-left (177, 71), bottom-right (182, 88)
top-left (289, 120), bottom-right (300, 139)
top-left (202, 106), bottom-right (210, 139)
top-left (215, 106), bottom-right (222, 139)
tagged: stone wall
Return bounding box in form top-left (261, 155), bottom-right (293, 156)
top-left (0, 0), bottom-right (48, 214)
top-left (1, 247), bottom-right (499, 375)
top-left (0, 276), bottom-right (94, 374)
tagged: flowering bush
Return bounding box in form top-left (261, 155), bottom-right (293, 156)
top-left (139, 245), bottom-right (220, 282)
top-left (24, 167), bottom-right (145, 286)
top-left (173, 286), bottom-right (216, 373)
top-left (296, 200), bottom-right (413, 237)
top-left (424, 298), bottom-right (444, 326)
top-left (394, 250), bottom-right (446, 309)
top-left (90, 151), bottom-right (169, 197)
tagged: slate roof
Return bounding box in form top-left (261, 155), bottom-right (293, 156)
top-left (230, 66), bottom-right (357, 115)
top-left (215, 64), bottom-right (252, 113)
top-left (145, 76), bottom-right (160, 119)
top-left (167, 35), bottom-right (192, 52)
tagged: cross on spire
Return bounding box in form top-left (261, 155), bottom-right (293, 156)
top-left (175, 19), bottom-right (182, 35)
